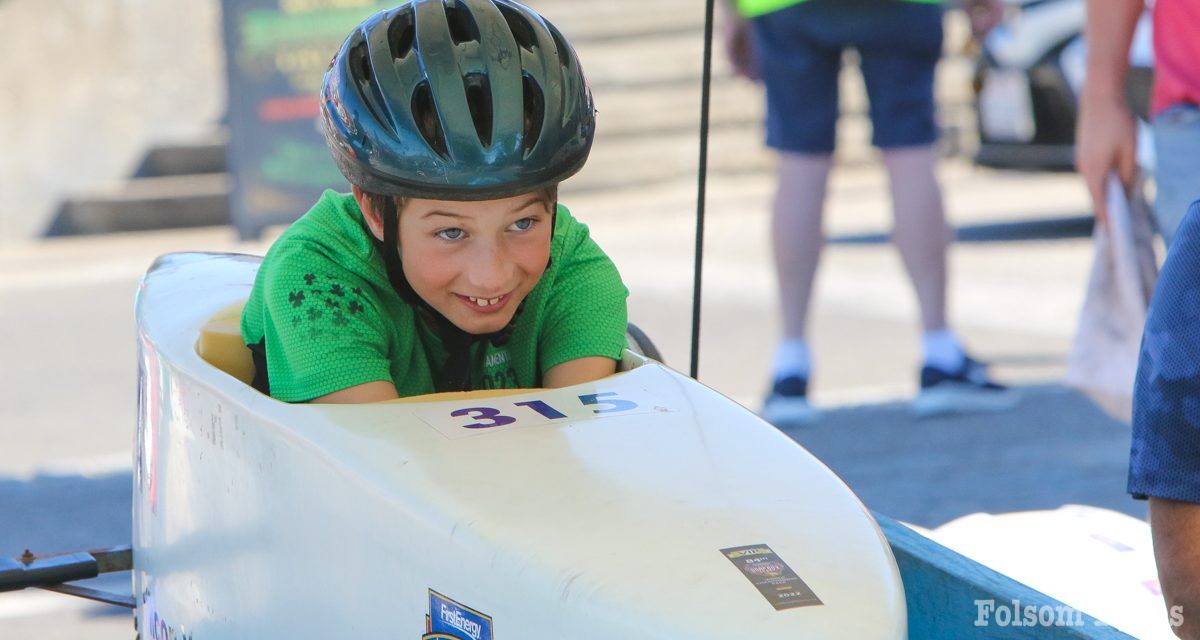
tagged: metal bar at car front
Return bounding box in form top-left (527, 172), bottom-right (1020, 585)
top-left (0, 545), bottom-right (133, 608)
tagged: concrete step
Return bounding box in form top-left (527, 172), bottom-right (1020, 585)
top-left (594, 78), bottom-right (761, 139)
top-left (570, 125), bottom-right (772, 195)
top-left (529, 0), bottom-right (703, 44)
top-left (46, 173), bottom-right (231, 236)
top-left (132, 129), bottom-right (229, 178)
top-left (579, 28), bottom-right (976, 153)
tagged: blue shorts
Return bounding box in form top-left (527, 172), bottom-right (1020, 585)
top-left (751, 0), bottom-right (944, 153)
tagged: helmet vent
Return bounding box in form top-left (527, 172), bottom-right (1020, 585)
top-left (412, 82), bottom-right (450, 159)
top-left (445, 1), bottom-right (481, 45)
top-left (464, 73), bottom-right (493, 148)
top-left (350, 42), bottom-right (390, 130)
top-left (521, 74), bottom-right (545, 156)
top-left (388, 9), bottom-right (416, 60)
top-left (547, 24), bottom-right (573, 71)
top-left (497, 3), bottom-right (537, 51)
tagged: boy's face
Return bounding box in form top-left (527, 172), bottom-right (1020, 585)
top-left (394, 193), bottom-right (553, 335)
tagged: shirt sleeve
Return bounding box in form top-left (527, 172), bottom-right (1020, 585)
top-left (254, 241), bottom-right (395, 402)
top-left (539, 222), bottom-right (630, 373)
top-left (1128, 204), bottom-right (1200, 503)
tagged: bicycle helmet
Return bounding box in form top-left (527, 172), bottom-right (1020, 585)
top-left (320, 0), bottom-right (596, 200)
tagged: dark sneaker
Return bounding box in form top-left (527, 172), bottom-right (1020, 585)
top-left (913, 357), bottom-right (1018, 417)
top-left (761, 375), bottom-right (821, 426)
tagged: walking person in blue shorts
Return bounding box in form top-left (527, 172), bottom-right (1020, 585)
top-left (722, 0), bottom-right (1008, 423)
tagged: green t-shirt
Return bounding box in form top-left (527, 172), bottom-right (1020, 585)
top-left (241, 190), bottom-right (629, 402)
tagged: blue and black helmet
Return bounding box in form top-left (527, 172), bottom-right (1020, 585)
top-left (320, 0), bottom-right (596, 200)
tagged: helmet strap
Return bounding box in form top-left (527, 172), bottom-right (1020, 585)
top-left (379, 198), bottom-right (418, 306)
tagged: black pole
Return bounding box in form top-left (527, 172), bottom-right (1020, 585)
top-left (691, 0), bottom-right (717, 380)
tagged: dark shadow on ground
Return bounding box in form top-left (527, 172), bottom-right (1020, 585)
top-left (778, 383), bottom-right (1144, 528)
top-left (831, 215), bottom-right (1093, 245)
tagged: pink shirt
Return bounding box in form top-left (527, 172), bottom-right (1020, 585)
top-left (1152, 0), bottom-right (1200, 115)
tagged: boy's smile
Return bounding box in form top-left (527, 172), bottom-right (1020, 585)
top-left (392, 193), bottom-right (553, 335)
top-left (455, 292), bottom-right (512, 314)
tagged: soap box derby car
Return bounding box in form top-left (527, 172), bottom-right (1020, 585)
top-left (132, 252), bottom-right (905, 638)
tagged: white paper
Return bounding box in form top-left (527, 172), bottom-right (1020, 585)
top-left (1064, 174), bottom-right (1158, 421)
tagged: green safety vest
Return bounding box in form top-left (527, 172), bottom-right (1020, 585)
top-left (736, 0), bottom-right (943, 19)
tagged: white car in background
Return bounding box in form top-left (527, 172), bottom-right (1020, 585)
top-left (974, 0), bottom-right (1154, 171)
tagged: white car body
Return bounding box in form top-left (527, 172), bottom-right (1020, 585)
top-left (132, 253), bottom-right (907, 639)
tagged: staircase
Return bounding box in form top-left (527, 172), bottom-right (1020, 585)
top-left (45, 130), bottom-right (231, 236)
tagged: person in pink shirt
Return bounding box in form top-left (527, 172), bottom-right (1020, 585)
top-left (1077, 0), bottom-right (1200, 246)
top-left (1077, 2), bottom-right (1200, 638)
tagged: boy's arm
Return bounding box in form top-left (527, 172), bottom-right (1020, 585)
top-left (311, 380), bottom-right (400, 404)
top-left (247, 236), bottom-right (400, 403)
top-left (543, 356), bottom-right (618, 388)
top-left (538, 208), bottom-right (628, 388)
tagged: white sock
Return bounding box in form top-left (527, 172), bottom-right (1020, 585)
top-left (922, 329), bottom-right (966, 372)
top-left (772, 338), bottom-right (812, 380)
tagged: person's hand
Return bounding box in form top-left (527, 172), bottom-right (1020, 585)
top-left (964, 0), bottom-right (1005, 39)
top-left (722, 15), bottom-right (759, 81)
top-left (1075, 93), bottom-right (1138, 226)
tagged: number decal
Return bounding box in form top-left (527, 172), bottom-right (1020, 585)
top-left (450, 407), bottom-right (516, 429)
top-left (578, 392), bottom-right (638, 414)
top-left (514, 400), bottom-right (567, 420)
top-left (424, 390), bottom-right (661, 439)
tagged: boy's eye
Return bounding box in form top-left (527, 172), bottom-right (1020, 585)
top-left (436, 228), bottom-right (464, 240)
top-left (510, 217), bottom-right (536, 231)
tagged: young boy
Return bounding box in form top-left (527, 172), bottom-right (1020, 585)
top-left (241, 0), bottom-right (629, 403)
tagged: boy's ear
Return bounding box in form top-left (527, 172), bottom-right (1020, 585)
top-left (352, 185), bottom-right (386, 242)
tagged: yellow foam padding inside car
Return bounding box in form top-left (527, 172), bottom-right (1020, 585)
top-left (196, 301), bottom-right (256, 386)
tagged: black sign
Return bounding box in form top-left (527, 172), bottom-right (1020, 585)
top-left (721, 544), bottom-right (822, 611)
top-left (221, 0), bottom-right (395, 239)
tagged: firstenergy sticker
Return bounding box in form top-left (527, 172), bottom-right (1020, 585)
top-left (721, 544), bottom-right (822, 611)
top-left (424, 590), bottom-right (493, 640)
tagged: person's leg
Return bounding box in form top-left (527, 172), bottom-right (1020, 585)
top-left (1152, 105), bottom-right (1200, 249)
top-left (881, 143), bottom-right (949, 334)
top-left (881, 145), bottom-right (976, 373)
top-left (857, 1), bottom-right (963, 370)
top-left (859, 1), bottom-right (1012, 415)
top-left (750, 1), bottom-right (842, 422)
top-left (772, 151), bottom-right (833, 346)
